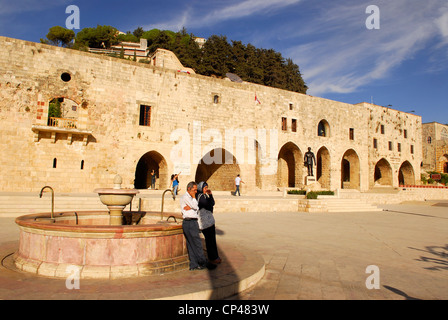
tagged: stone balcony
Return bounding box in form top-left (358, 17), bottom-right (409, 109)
top-left (32, 117), bottom-right (92, 145)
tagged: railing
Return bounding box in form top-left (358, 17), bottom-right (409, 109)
top-left (400, 185), bottom-right (448, 189)
top-left (48, 117), bottom-right (78, 129)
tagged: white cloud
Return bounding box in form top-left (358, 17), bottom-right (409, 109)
top-left (144, 0), bottom-right (448, 97)
top-left (435, 6), bottom-right (448, 42)
top-left (148, 0), bottom-right (301, 31)
top-left (0, 0), bottom-right (71, 15)
top-left (286, 0), bottom-right (448, 96)
top-left (201, 0), bottom-right (300, 24)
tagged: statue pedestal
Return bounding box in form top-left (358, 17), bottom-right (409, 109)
top-left (305, 176), bottom-right (316, 185)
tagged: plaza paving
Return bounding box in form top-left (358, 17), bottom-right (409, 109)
top-left (0, 199), bottom-right (447, 300)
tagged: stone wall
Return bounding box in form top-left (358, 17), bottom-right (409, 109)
top-left (0, 36), bottom-right (422, 193)
top-left (422, 122), bottom-right (448, 173)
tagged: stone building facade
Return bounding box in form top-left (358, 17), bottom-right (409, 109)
top-left (422, 122), bottom-right (448, 173)
top-left (0, 36), bottom-right (422, 193)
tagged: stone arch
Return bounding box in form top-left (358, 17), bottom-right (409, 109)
top-left (134, 151), bottom-right (168, 189)
top-left (444, 155), bottom-right (448, 174)
top-left (277, 142), bottom-right (303, 188)
top-left (438, 154), bottom-right (448, 174)
top-left (374, 158), bottom-right (393, 186)
top-left (318, 119), bottom-right (330, 137)
top-left (195, 148), bottom-right (240, 191)
top-left (398, 161), bottom-right (415, 186)
top-left (341, 149), bottom-right (360, 189)
top-left (48, 97), bottom-right (80, 127)
top-left (316, 146), bottom-right (331, 189)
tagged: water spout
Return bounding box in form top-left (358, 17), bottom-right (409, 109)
top-left (161, 189), bottom-right (175, 220)
top-left (39, 186), bottom-right (54, 220)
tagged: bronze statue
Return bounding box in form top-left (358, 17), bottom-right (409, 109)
top-left (304, 147), bottom-right (316, 176)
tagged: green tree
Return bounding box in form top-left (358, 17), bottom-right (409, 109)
top-left (146, 31), bottom-right (173, 53)
top-left (133, 27), bottom-right (144, 39)
top-left (63, 25), bottom-right (309, 93)
top-left (48, 98), bottom-right (62, 119)
top-left (200, 35), bottom-right (234, 76)
top-left (283, 58), bottom-right (308, 93)
top-left (141, 29), bottom-right (161, 43)
top-left (169, 31), bottom-right (202, 71)
top-left (73, 25), bottom-right (118, 49)
top-left (41, 26), bottom-right (75, 47)
top-left (117, 32), bottom-right (139, 43)
top-left (244, 44), bottom-right (264, 85)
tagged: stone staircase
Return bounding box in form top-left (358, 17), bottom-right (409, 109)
top-left (0, 193), bottom-right (140, 218)
top-left (0, 190), bottom-right (384, 218)
top-left (323, 189), bottom-right (383, 212)
top-left (324, 198), bottom-right (383, 212)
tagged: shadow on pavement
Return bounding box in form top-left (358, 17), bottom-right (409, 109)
top-left (409, 244), bottom-right (448, 271)
top-left (383, 285), bottom-right (421, 300)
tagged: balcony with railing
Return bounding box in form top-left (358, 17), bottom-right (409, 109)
top-left (48, 117), bottom-right (78, 129)
top-left (32, 117), bottom-right (92, 145)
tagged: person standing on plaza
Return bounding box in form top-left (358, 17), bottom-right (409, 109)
top-left (170, 172), bottom-right (180, 195)
top-left (197, 181), bottom-right (221, 265)
top-left (234, 174), bottom-right (244, 196)
top-left (180, 181), bottom-right (216, 271)
top-left (150, 169), bottom-right (156, 189)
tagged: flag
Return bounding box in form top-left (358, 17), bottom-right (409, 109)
top-left (255, 93), bottom-right (261, 104)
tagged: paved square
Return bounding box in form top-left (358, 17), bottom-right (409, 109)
top-left (216, 201), bottom-right (448, 300)
top-left (0, 200), bottom-right (447, 300)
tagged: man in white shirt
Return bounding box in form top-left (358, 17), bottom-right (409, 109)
top-left (180, 181), bottom-right (212, 270)
top-left (234, 174), bottom-right (244, 196)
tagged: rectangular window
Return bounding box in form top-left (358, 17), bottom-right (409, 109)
top-left (139, 105), bottom-right (151, 126)
top-left (404, 129), bottom-right (408, 138)
top-left (349, 128), bottom-right (354, 140)
top-left (388, 141), bottom-right (393, 151)
top-left (282, 117), bottom-right (287, 131)
top-left (291, 119), bottom-right (297, 132)
top-left (397, 143), bottom-right (401, 152)
top-left (373, 138), bottom-right (378, 149)
top-left (381, 125), bottom-right (385, 134)
top-left (289, 103), bottom-right (294, 111)
top-left (411, 145), bottom-right (414, 154)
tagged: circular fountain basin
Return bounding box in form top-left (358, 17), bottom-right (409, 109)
top-left (13, 211), bottom-right (188, 279)
top-left (95, 188), bottom-right (139, 206)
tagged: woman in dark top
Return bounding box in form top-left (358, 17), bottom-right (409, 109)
top-left (196, 181), bottom-right (221, 265)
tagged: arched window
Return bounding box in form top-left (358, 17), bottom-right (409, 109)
top-left (48, 97), bottom-right (79, 128)
top-left (53, 158), bottom-right (57, 168)
top-left (427, 136), bottom-right (432, 144)
top-left (318, 120), bottom-right (329, 137)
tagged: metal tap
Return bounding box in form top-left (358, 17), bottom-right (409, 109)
top-left (161, 189), bottom-right (175, 220)
top-left (39, 186), bottom-right (54, 220)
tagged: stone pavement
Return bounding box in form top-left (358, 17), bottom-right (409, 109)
top-left (221, 201), bottom-right (448, 300)
top-left (0, 199), bottom-right (447, 300)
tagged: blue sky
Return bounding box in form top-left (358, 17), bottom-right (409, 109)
top-left (1, 0), bottom-right (447, 124)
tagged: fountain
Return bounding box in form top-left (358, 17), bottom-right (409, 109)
top-left (94, 175), bottom-right (139, 225)
top-left (13, 176), bottom-right (189, 279)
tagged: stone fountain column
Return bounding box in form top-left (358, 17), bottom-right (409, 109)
top-left (95, 175), bottom-right (139, 226)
